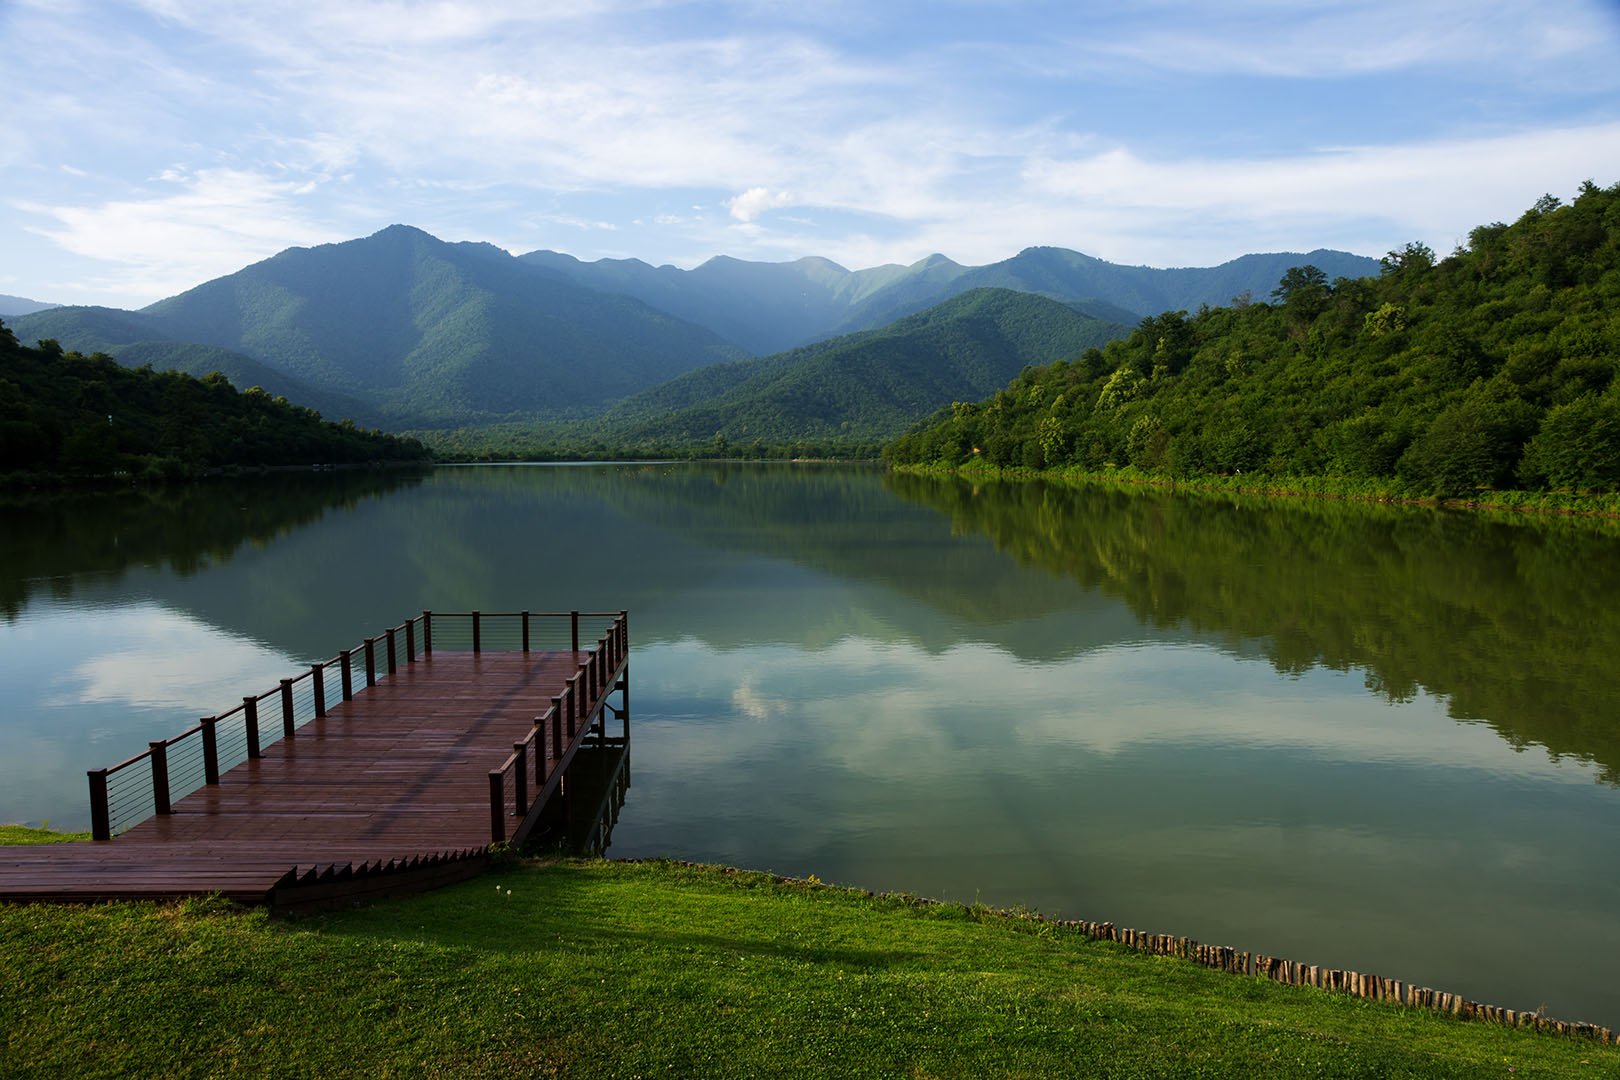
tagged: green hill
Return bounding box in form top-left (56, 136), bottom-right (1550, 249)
top-left (592, 288), bottom-right (1130, 452)
top-left (13, 226), bottom-right (746, 427)
top-left (886, 182), bottom-right (1620, 498)
top-left (0, 321), bottom-right (429, 478)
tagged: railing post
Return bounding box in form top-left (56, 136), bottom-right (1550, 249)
top-left (566, 679), bottom-right (578, 740)
top-left (201, 716), bottom-right (219, 785)
top-left (514, 742), bottom-right (528, 816)
top-left (243, 696), bottom-right (261, 759)
top-left (280, 678), bottom-right (296, 738)
top-left (620, 661), bottom-right (630, 738)
top-left (150, 741), bottom-right (171, 815)
top-left (521, 610), bottom-right (530, 652)
top-left (620, 610), bottom-right (629, 660)
top-left (532, 721), bottom-right (545, 789)
top-left (313, 663), bottom-right (326, 718)
top-left (340, 650), bottom-right (353, 701)
top-left (406, 618), bottom-right (417, 663)
top-left (364, 637), bottom-right (376, 687)
top-left (472, 611), bottom-right (482, 653)
top-left (551, 698), bottom-right (563, 762)
top-left (386, 627), bottom-right (398, 676)
top-left (571, 610), bottom-right (580, 653)
top-left (88, 769), bottom-right (110, 841)
top-left (488, 771), bottom-right (506, 844)
top-left (422, 610), bottom-right (433, 655)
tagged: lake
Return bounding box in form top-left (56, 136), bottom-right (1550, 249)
top-left (3, 462), bottom-right (1617, 1027)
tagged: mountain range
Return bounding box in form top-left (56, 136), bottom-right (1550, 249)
top-left (0, 294), bottom-right (59, 318)
top-left (7, 227), bottom-right (1379, 445)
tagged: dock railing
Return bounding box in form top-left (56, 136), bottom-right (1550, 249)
top-left (88, 610), bottom-right (628, 841)
top-left (487, 613), bottom-right (629, 846)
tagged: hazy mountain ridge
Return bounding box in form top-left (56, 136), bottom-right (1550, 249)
top-left (0, 294), bottom-right (59, 317)
top-left (523, 244), bottom-right (1380, 353)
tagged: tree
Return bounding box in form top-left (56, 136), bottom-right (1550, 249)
top-left (1379, 242), bottom-right (1436, 276)
top-left (1271, 265), bottom-right (1328, 303)
top-left (1271, 265), bottom-right (1330, 327)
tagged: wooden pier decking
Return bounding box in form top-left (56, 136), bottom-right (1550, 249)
top-left (0, 611), bottom-right (628, 911)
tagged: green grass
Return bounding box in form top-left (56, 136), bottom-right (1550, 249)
top-left (2, 858), bottom-right (1617, 1078)
top-left (0, 824), bottom-right (91, 844)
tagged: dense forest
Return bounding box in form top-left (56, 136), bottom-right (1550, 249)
top-left (0, 320), bottom-right (431, 480)
top-left (885, 183), bottom-right (1620, 497)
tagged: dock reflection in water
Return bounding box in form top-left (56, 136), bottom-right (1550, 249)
top-left (534, 717), bottom-right (631, 858)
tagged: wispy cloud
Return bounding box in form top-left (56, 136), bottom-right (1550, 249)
top-left (3, 0), bottom-right (1619, 305)
top-left (20, 167), bottom-right (339, 303)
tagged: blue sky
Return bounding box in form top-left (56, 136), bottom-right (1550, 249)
top-left (3, 0), bottom-right (1620, 309)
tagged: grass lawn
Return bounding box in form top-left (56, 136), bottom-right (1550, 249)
top-left (2, 837), bottom-right (1617, 1078)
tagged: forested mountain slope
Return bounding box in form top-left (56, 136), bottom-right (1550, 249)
top-left (13, 226), bottom-right (746, 426)
top-left (887, 183), bottom-right (1620, 498)
top-left (7, 304), bottom-right (376, 425)
top-left (0, 321), bottom-right (429, 478)
top-left (597, 288), bottom-right (1129, 450)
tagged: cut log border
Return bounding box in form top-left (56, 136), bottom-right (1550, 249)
top-left (1043, 917), bottom-right (1615, 1045)
top-left (646, 861), bottom-right (1617, 1047)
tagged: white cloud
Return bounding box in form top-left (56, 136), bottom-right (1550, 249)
top-left (3, 0), bottom-right (1620, 303)
top-left (39, 603), bottom-right (291, 712)
top-left (19, 166), bottom-right (341, 303)
top-left (637, 635), bottom-right (1605, 787)
top-left (1064, 0), bottom-right (1620, 80)
top-left (725, 186), bottom-right (794, 222)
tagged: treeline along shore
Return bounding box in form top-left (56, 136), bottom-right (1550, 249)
top-left (885, 183), bottom-right (1620, 505)
top-left (0, 320), bottom-right (430, 483)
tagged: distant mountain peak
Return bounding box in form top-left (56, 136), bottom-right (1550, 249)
top-left (369, 223), bottom-right (436, 241)
top-left (792, 255), bottom-right (851, 273)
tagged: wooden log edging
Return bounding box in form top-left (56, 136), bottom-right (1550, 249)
top-left (1035, 914), bottom-right (1615, 1044)
top-left (641, 860), bottom-right (1616, 1046)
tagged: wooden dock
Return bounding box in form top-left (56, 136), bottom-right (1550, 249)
top-left (0, 610), bottom-right (628, 911)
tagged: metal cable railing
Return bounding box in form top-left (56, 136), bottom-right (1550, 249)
top-left (87, 610), bottom-right (628, 840)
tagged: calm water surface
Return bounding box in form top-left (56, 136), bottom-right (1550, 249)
top-left (3, 463), bottom-right (1617, 1026)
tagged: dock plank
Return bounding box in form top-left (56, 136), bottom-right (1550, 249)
top-left (0, 645), bottom-right (622, 908)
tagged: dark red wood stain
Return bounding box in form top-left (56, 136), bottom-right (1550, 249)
top-left (0, 650), bottom-right (590, 909)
